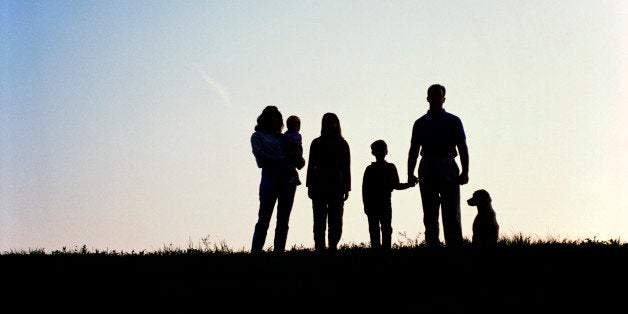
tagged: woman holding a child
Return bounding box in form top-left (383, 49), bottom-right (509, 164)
top-left (250, 106), bottom-right (301, 253)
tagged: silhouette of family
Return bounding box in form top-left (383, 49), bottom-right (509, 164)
top-left (250, 83), bottom-right (471, 253)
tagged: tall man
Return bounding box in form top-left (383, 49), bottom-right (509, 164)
top-left (407, 84), bottom-right (469, 247)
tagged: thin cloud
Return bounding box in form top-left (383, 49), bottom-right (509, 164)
top-left (195, 67), bottom-right (231, 106)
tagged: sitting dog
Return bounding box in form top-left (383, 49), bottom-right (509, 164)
top-left (467, 189), bottom-right (499, 247)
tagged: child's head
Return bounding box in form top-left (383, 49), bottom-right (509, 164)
top-left (370, 139), bottom-right (388, 159)
top-left (287, 115), bottom-right (301, 132)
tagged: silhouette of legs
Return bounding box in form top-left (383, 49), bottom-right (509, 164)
top-left (367, 208), bottom-right (392, 250)
top-left (381, 209), bottom-right (392, 250)
top-left (312, 198), bottom-right (344, 252)
top-left (252, 167), bottom-right (299, 253)
top-left (274, 181), bottom-right (296, 252)
top-left (327, 200), bottom-right (344, 251)
top-left (418, 157), bottom-right (463, 247)
top-left (441, 182), bottom-right (462, 247)
top-left (367, 214), bottom-right (382, 248)
top-left (419, 182), bottom-right (441, 247)
top-left (252, 168), bottom-right (280, 253)
top-left (312, 199), bottom-right (328, 251)
top-left (441, 159), bottom-right (462, 247)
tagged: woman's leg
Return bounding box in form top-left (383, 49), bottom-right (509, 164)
top-left (251, 169), bottom-right (279, 253)
top-left (275, 180), bottom-right (297, 252)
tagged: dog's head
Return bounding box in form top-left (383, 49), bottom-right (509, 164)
top-left (467, 189), bottom-right (492, 207)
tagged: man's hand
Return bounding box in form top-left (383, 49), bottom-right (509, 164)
top-left (408, 174), bottom-right (419, 185)
top-left (459, 172), bottom-right (469, 185)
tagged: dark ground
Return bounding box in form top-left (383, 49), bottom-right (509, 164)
top-left (4, 246), bottom-right (627, 313)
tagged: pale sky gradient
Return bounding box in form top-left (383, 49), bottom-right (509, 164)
top-left (2, 1), bottom-right (626, 253)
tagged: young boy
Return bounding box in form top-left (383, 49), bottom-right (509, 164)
top-left (282, 115), bottom-right (305, 185)
top-left (362, 139), bottom-right (415, 250)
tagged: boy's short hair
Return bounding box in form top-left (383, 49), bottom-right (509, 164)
top-left (427, 84), bottom-right (446, 97)
top-left (370, 139), bottom-right (387, 153)
top-left (287, 115), bottom-right (300, 131)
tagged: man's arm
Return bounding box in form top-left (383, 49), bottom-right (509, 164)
top-left (457, 139), bottom-right (469, 185)
top-left (342, 139), bottom-right (351, 201)
top-left (407, 143), bottom-right (420, 185)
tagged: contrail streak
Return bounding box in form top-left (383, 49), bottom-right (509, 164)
top-left (196, 67), bottom-right (231, 106)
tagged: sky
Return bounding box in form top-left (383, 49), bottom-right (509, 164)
top-left (1, 1), bottom-right (626, 253)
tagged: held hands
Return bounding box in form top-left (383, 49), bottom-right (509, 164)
top-left (396, 175), bottom-right (418, 190)
top-left (398, 181), bottom-right (416, 190)
top-left (408, 174), bottom-right (419, 186)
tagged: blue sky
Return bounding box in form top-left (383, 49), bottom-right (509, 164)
top-left (1, 1), bottom-right (626, 252)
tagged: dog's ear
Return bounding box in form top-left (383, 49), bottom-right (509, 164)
top-left (471, 189), bottom-right (492, 205)
top-left (478, 189), bottom-right (492, 203)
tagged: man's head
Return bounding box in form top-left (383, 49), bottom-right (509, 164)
top-left (287, 115), bottom-right (300, 132)
top-left (427, 84), bottom-right (446, 109)
top-left (370, 139), bottom-right (388, 159)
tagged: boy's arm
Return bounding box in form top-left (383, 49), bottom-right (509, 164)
top-left (392, 164), bottom-right (415, 190)
top-left (394, 182), bottom-right (415, 190)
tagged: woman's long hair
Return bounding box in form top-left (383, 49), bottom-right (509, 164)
top-left (254, 105), bottom-right (284, 134)
top-left (320, 112), bottom-right (341, 137)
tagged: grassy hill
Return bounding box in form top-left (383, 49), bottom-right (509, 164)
top-left (3, 236), bottom-right (626, 312)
